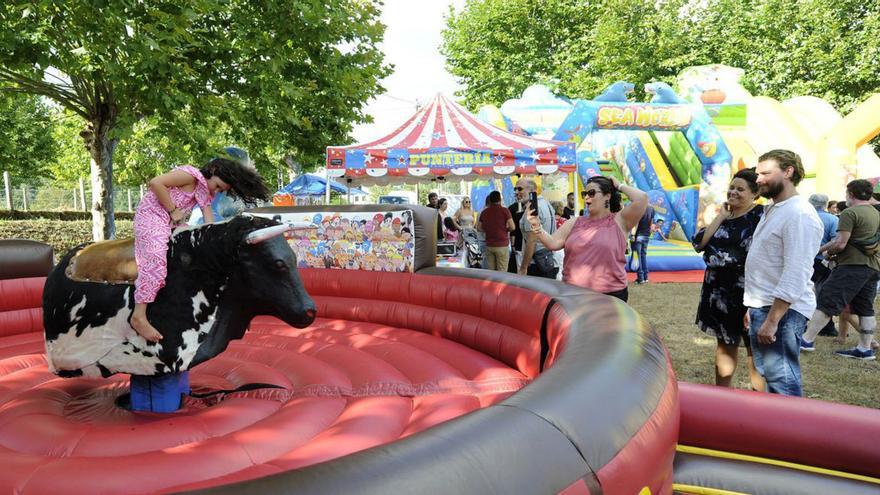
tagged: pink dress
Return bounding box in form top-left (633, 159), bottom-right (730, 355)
top-left (562, 213), bottom-right (627, 293)
top-left (134, 166), bottom-right (213, 303)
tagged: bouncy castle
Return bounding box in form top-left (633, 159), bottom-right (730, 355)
top-left (477, 65), bottom-right (880, 273)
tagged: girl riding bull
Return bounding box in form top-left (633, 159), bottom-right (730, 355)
top-left (132, 150), bottom-right (270, 342)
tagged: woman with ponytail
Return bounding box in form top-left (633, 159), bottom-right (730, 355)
top-left (526, 175), bottom-right (648, 301)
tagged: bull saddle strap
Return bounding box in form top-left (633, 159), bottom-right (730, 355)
top-left (189, 382), bottom-right (287, 399)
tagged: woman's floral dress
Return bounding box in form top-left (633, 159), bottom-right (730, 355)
top-left (693, 205), bottom-right (764, 345)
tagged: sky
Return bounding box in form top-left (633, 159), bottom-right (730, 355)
top-left (351, 0), bottom-right (467, 144)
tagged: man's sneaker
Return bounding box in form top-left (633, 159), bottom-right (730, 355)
top-left (799, 338), bottom-right (815, 352)
top-left (834, 347), bottom-right (876, 361)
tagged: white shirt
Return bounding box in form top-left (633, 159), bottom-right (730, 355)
top-left (744, 195), bottom-right (823, 318)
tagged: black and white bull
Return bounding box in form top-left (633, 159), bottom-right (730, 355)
top-left (43, 215), bottom-right (316, 378)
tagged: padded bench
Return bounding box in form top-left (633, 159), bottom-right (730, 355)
top-left (0, 240), bottom-right (54, 358)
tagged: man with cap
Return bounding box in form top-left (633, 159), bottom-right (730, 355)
top-left (809, 193), bottom-right (839, 336)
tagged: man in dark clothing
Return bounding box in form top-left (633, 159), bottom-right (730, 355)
top-left (425, 192), bottom-right (438, 209)
top-left (628, 205), bottom-right (655, 284)
top-left (426, 192), bottom-right (442, 240)
top-left (809, 193), bottom-right (838, 336)
top-left (508, 198), bottom-right (525, 273)
top-left (562, 192), bottom-right (576, 219)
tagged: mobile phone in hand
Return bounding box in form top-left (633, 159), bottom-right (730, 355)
top-left (529, 191), bottom-right (539, 216)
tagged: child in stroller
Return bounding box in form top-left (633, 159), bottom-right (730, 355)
top-left (444, 217), bottom-right (483, 268)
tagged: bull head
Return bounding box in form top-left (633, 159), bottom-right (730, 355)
top-left (245, 222), bottom-right (317, 244)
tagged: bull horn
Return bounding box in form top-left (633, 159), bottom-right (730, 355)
top-left (246, 225), bottom-right (291, 244)
top-left (245, 222), bottom-right (319, 244)
top-left (288, 222), bottom-right (318, 230)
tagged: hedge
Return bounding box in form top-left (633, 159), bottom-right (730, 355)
top-left (0, 219), bottom-right (134, 257)
top-left (0, 210), bottom-right (135, 221)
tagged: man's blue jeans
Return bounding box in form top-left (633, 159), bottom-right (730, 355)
top-left (628, 235), bottom-right (649, 282)
top-left (748, 307), bottom-right (808, 396)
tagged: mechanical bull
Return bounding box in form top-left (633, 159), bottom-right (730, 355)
top-left (42, 215), bottom-right (316, 378)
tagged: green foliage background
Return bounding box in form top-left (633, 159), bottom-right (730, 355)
top-left (0, 93), bottom-right (56, 181)
top-left (0, 0), bottom-right (391, 186)
top-left (443, 0), bottom-right (880, 112)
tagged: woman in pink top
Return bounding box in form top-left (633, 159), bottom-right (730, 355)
top-left (132, 157), bottom-right (269, 342)
top-left (526, 175), bottom-right (648, 301)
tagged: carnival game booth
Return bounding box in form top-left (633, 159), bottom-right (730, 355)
top-left (0, 205), bottom-right (678, 495)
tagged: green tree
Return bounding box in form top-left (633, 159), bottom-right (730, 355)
top-left (113, 111), bottom-right (234, 187)
top-left (442, 0), bottom-right (595, 108)
top-left (442, 0), bottom-right (694, 106)
top-left (686, 0), bottom-right (880, 112)
top-left (0, 1), bottom-right (389, 239)
top-left (0, 93), bottom-right (57, 181)
top-left (443, 0), bottom-right (880, 111)
top-left (49, 108), bottom-right (90, 186)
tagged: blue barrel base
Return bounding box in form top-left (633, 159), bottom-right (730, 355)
top-left (129, 371), bottom-right (191, 413)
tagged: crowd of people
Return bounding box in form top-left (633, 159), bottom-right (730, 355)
top-left (424, 147), bottom-right (878, 398)
top-left (425, 176), bottom-right (651, 302)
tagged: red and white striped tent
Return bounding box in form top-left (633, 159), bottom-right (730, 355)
top-left (326, 94), bottom-right (577, 185)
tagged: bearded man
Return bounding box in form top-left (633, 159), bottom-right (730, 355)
top-left (743, 149), bottom-right (822, 396)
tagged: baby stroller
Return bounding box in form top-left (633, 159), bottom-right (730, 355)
top-left (460, 228), bottom-right (483, 269)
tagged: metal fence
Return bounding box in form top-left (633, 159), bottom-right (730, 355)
top-left (2, 172), bottom-right (144, 213)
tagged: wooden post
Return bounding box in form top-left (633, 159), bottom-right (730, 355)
top-left (127, 189), bottom-right (133, 212)
top-left (21, 185), bottom-right (28, 211)
top-left (79, 177), bottom-right (87, 211)
top-left (3, 171), bottom-right (11, 210)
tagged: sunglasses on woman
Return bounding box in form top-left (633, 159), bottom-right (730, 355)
top-left (582, 189), bottom-right (599, 198)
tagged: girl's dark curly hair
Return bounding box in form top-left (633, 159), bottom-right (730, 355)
top-left (586, 176), bottom-right (622, 212)
top-left (200, 158), bottom-right (270, 206)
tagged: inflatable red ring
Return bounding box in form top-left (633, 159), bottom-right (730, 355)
top-left (0, 240), bottom-right (677, 494)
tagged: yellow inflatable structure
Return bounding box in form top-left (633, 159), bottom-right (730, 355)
top-left (745, 94), bottom-right (880, 197)
top-left (814, 94), bottom-right (880, 195)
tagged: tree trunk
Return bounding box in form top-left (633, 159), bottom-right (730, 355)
top-left (84, 105), bottom-right (119, 241)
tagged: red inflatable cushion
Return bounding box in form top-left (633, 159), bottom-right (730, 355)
top-left (0, 316), bottom-right (530, 494)
top-left (679, 381), bottom-right (880, 478)
top-left (0, 277), bottom-right (45, 338)
top-left (300, 269), bottom-right (548, 377)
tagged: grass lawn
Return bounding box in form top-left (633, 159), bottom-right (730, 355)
top-left (628, 282), bottom-right (880, 409)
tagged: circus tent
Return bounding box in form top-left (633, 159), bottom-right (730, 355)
top-left (325, 94), bottom-right (577, 185)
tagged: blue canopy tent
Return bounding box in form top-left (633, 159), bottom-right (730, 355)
top-left (279, 174), bottom-right (359, 195)
top-left (276, 174), bottom-right (367, 205)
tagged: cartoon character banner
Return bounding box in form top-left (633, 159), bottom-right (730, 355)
top-left (269, 210), bottom-right (416, 272)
